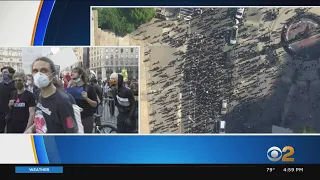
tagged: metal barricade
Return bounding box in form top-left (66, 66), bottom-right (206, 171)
top-left (101, 97), bottom-right (117, 125)
top-left (101, 96), bottom-right (139, 132)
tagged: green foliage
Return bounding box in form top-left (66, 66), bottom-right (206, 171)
top-left (97, 8), bottom-right (156, 36)
top-left (300, 126), bottom-right (316, 133)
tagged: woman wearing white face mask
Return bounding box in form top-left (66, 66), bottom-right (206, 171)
top-left (24, 57), bottom-right (78, 134)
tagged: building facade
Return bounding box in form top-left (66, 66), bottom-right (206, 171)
top-left (0, 47), bottom-right (23, 74)
top-left (90, 47), bottom-right (139, 80)
top-left (60, 47), bottom-right (84, 75)
top-left (21, 47), bottom-right (52, 74)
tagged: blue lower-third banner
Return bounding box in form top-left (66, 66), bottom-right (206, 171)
top-left (32, 135), bottom-right (319, 164)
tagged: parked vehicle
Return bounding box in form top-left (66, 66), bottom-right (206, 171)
top-left (235, 8), bottom-right (245, 19)
top-left (219, 121), bottom-right (226, 133)
top-left (221, 100), bottom-right (228, 115)
top-left (229, 25), bottom-right (238, 45)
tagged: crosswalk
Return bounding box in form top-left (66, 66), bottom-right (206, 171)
top-left (179, 8), bottom-right (194, 21)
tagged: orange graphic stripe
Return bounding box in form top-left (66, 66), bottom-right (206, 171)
top-left (30, 136), bottom-right (39, 164)
top-left (30, 0), bottom-right (44, 45)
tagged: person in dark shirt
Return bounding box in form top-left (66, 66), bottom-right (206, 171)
top-left (69, 67), bottom-right (97, 133)
top-left (7, 72), bottom-right (36, 133)
top-left (110, 73), bottom-right (136, 133)
top-left (130, 80), bottom-right (139, 131)
top-left (24, 57), bottom-right (78, 134)
top-left (90, 77), bottom-right (103, 113)
top-left (0, 66), bottom-right (16, 133)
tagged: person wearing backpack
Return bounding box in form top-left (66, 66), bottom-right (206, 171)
top-left (69, 67), bottom-right (98, 133)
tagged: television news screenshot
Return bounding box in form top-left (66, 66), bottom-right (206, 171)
top-left (0, 0), bottom-right (318, 177)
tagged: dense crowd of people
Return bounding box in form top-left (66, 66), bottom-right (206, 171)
top-left (0, 57), bottom-right (139, 133)
top-left (146, 7), bottom-right (320, 133)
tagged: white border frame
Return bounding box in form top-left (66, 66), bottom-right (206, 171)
top-left (89, 6), bottom-right (320, 135)
top-left (1, 46), bottom-right (141, 135)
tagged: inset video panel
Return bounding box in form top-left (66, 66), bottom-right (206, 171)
top-left (91, 7), bottom-right (320, 134)
top-left (0, 46), bottom-right (139, 134)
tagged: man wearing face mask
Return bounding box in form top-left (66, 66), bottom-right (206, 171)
top-left (109, 73), bottom-right (136, 133)
top-left (24, 57), bottom-right (78, 134)
top-left (69, 67), bottom-right (97, 133)
top-left (0, 66), bottom-right (16, 133)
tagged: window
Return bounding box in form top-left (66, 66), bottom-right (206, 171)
top-left (10, 59), bottom-right (13, 61)
top-left (135, 55), bottom-right (139, 58)
top-left (115, 48), bottom-right (118, 53)
top-left (125, 60), bottom-right (128, 65)
top-left (105, 61), bottom-right (109, 65)
top-left (115, 61), bottom-right (118, 65)
top-left (111, 61), bottom-right (113, 65)
top-left (130, 54), bottom-right (133, 58)
top-left (131, 48), bottom-right (133, 53)
top-left (0, 58), bottom-right (2, 61)
top-left (106, 56), bottom-right (109, 59)
top-left (106, 49), bottom-right (109, 52)
top-left (0, 52), bottom-right (3, 55)
top-left (121, 48), bottom-right (123, 53)
top-left (125, 54), bottom-right (128, 58)
top-left (120, 61), bottom-right (123, 65)
top-left (110, 55), bottom-right (114, 59)
top-left (9, 52), bottom-right (12, 56)
top-left (115, 55), bottom-right (118, 59)
top-left (19, 59), bottom-right (22, 61)
top-left (110, 49), bottom-right (114, 52)
top-left (120, 54), bottom-right (124, 58)
top-left (125, 48), bottom-right (128, 53)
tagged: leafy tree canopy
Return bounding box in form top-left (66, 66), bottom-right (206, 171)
top-left (299, 126), bottom-right (316, 133)
top-left (98, 8), bottom-right (156, 36)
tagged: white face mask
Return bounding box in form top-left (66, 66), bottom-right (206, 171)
top-left (26, 80), bottom-right (32, 85)
top-left (33, 72), bottom-right (52, 88)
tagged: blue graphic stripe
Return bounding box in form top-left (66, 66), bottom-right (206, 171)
top-left (33, 0), bottom-right (55, 45)
top-left (43, 136), bottom-right (61, 164)
top-left (42, 135), bottom-right (319, 164)
top-left (33, 136), bottom-right (50, 164)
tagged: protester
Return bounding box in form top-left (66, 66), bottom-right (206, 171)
top-left (0, 66), bottom-right (16, 133)
top-left (109, 73), bottom-right (136, 133)
top-left (25, 74), bottom-right (38, 94)
top-left (7, 72), bottom-right (36, 133)
top-left (68, 67), bottom-right (97, 133)
top-left (24, 57), bottom-right (78, 134)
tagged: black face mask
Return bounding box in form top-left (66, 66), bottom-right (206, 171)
top-left (14, 82), bottom-right (24, 90)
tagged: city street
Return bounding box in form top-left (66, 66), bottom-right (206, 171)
top-left (94, 7), bottom-right (320, 133)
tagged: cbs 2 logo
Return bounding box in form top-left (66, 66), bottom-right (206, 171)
top-left (267, 146), bottom-right (294, 162)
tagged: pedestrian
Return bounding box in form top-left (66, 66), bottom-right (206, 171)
top-left (24, 57), bottom-right (78, 134)
top-left (68, 67), bottom-right (98, 133)
top-left (7, 72), bottom-right (36, 133)
top-left (25, 74), bottom-right (38, 94)
top-left (109, 73), bottom-right (136, 133)
top-left (0, 66), bottom-right (16, 133)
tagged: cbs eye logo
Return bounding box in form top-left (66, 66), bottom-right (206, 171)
top-left (267, 146), bottom-right (295, 162)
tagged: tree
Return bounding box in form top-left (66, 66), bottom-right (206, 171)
top-left (97, 8), bottom-right (155, 36)
top-left (300, 126), bottom-right (316, 133)
top-left (128, 8), bottom-right (156, 24)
